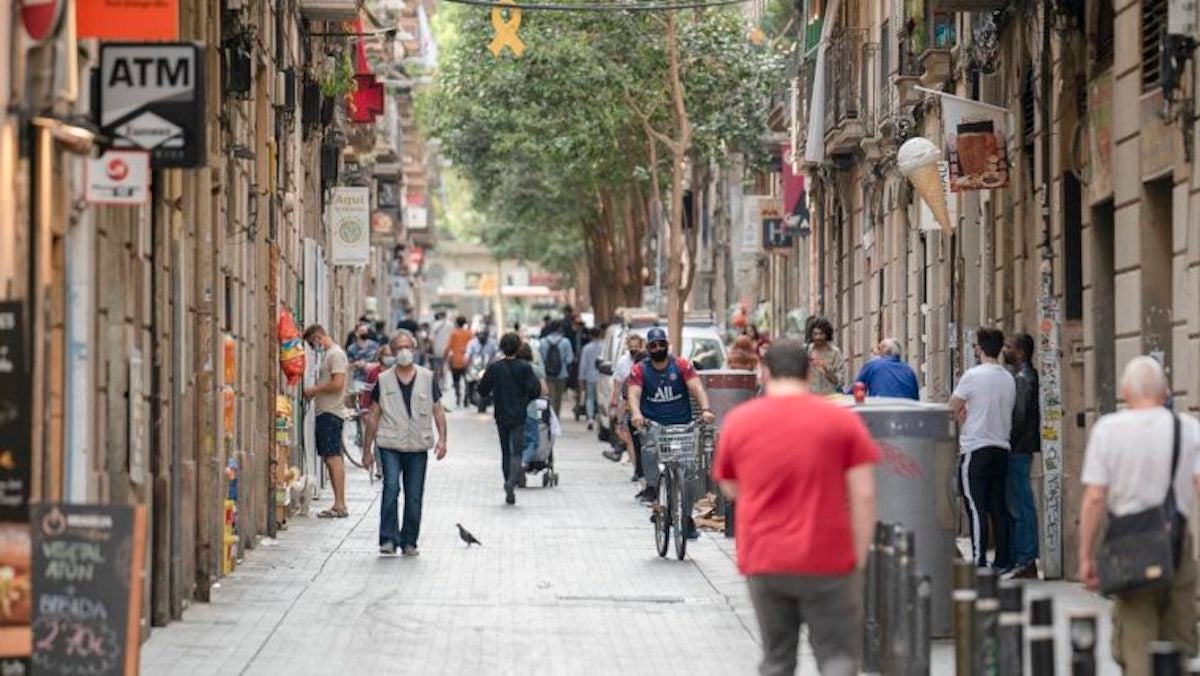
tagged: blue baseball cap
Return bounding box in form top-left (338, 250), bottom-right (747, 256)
top-left (646, 327), bottom-right (668, 344)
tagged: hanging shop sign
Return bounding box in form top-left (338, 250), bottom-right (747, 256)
top-left (370, 210), bottom-right (398, 247)
top-left (328, 187), bottom-right (370, 266)
top-left (19, 0), bottom-right (64, 43)
top-left (404, 202), bottom-right (428, 231)
top-left (916, 161), bottom-right (957, 232)
top-left (84, 150), bottom-right (150, 205)
top-left (77, 0), bottom-right (178, 40)
top-left (760, 200), bottom-right (794, 251)
top-left (923, 87), bottom-right (1010, 192)
top-left (31, 503), bottom-right (146, 676)
top-left (781, 145), bottom-right (810, 235)
top-left (98, 43), bottom-right (205, 168)
top-left (740, 197), bottom-right (761, 252)
top-left (1087, 73), bottom-right (1113, 204)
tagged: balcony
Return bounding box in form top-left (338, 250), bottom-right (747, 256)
top-left (298, 0), bottom-right (358, 21)
top-left (823, 30), bottom-right (879, 157)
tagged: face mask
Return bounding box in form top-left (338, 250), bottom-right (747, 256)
top-left (357, 332), bottom-right (369, 340)
top-left (308, 342), bottom-right (323, 353)
top-left (381, 356), bottom-right (398, 367)
top-left (395, 349), bottom-right (415, 367)
top-left (648, 348), bottom-right (668, 362)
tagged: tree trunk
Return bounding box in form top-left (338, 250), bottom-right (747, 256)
top-left (664, 12), bottom-right (692, 350)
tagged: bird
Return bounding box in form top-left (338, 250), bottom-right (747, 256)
top-left (456, 523), bottom-right (482, 547)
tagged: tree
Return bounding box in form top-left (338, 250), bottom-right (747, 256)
top-left (421, 4), bottom-right (782, 327)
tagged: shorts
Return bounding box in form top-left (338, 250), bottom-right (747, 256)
top-left (315, 412), bottom-right (345, 458)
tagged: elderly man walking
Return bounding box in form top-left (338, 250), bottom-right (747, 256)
top-left (849, 338), bottom-right (919, 399)
top-left (714, 341), bottom-right (879, 676)
top-left (1078, 357), bottom-right (1200, 675)
top-left (362, 331), bottom-right (448, 556)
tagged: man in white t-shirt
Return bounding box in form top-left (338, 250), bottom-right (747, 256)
top-left (949, 328), bottom-right (1016, 570)
top-left (1078, 356), bottom-right (1200, 675)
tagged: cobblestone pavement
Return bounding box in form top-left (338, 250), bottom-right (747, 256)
top-left (141, 404), bottom-right (1116, 675)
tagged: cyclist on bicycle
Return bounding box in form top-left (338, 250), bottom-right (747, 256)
top-left (628, 327), bottom-right (716, 538)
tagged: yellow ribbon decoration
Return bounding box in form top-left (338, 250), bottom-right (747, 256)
top-left (488, 0), bottom-right (525, 57)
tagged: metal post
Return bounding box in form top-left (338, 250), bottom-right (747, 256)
top-left (974, 568), bottom-right (1000, 676)
top-left (998, 581), bottom-right (1024, 676)
top-left (1029, 596), bottom-right (1055, 676)
top-left (1069, 613), bottom-right (1097, 676)
top-left (890, 527), bottom-right (915, 675)
top-left (1152, 642), bottom-right (1182, 676)
top-left (909, 575), bottom-right (932, 676)
top-left (953, 560), bottom-right (976, 675)
top-left (863, 523), bottom-right (884, 674)
top-left (879, 524), bottom-right (897, 675)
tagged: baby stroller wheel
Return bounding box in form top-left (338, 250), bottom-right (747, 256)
top-left (541, 473), bottom-right (550, 487)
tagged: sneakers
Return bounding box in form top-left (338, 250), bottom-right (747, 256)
top-left (1001, 561), bottom-right (1038, 580)
top-left (637, 487), bottom-right (659, 505)
top-left (587, 421), bottom-right (594, 431)
top-left (602, 450), bottom-right (622, 462)
top-left (505, 484), bottom-right (516, 505)
top-left (379, 542), bottom-right (397, 556)
top-left (401, 545), bottom-right (420, 557)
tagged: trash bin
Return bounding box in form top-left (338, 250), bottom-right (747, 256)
top-left (698, 370), bottom-right (759, 537)
top-left (841, 397), bottom-right (957, 638)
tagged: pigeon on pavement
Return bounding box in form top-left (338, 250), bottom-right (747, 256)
top-left (456, 523), bottom-right (482, 547)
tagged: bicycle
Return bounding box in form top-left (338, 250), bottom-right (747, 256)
top-left (341, 381), bottom-right (374, 475)
top-left (637, 420), bottom-right (713, 560)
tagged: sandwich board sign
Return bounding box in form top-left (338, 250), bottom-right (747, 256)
top-left (98, 43), bottom-right (206, 168)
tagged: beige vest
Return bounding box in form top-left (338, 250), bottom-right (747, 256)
top-left (376, 366), bottom-right (436, 451)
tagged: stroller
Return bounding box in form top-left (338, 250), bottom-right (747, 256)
top-left (518, 399), bottom-right (561, 488)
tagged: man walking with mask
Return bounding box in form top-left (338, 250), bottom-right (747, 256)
top-left (479, 333), bottom-right (543, 505)
top-left (629, 328), bottom-right (716, 537)
top-left (362, 331), bottom-right (448, 556)
top-left (303, 325), bottom-right (350, 518)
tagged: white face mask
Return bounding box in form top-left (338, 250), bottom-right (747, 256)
top-left (381, 356), bottom-right (398, 367)
top-left (395, 349), bottom-right (415, 367)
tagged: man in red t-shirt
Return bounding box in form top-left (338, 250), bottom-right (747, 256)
top-left (713, 340), bottom-right (879, 676)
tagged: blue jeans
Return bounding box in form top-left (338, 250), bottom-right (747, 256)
top-left (523, 415), bottom-right (540, 465)
top-left (1005, 453), bottom-right (1038, 565)
top-left (583, 384), bottom-right (597, 420)
top-left (379, 449), bottom-right (428, 548)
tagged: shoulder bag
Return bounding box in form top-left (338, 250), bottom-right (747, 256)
top-left (1098, 414), bottom-right (1184, 596)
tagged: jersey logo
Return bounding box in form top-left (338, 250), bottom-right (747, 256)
top-left (649, 386), bottom-right (682, 403)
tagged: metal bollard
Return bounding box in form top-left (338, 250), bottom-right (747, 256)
top-left (863, 523), bottom-right (884, 674)
top-left (1069, 613), bottom-right (1098, 676)
top-left (889, 527), bottom-right (915, 675)
top-left (879, 524), bottom-right (897, 675)
top-left (973, 568), bottom-right (1000, 676)
top-left (997, 581), bottom-right (1024, 676)
top-left (1152, 642), bottom-right (1182, 676)
top-left (908, 574), bottom-right (932, 676)
top-left (1029, 596), bottom-right (1056, 676)
top-left (953, 560), bottom-right (976, 675)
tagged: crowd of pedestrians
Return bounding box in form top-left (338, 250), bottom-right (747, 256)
top-left (301, 305), bottom-right (1200, 674)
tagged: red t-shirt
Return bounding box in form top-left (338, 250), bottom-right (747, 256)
top-left (713, 393), bottom-right (880, 576)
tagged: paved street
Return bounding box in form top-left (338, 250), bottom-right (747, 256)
top-left (142, 406), bottom-right (1117, 675)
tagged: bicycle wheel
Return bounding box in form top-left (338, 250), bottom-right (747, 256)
top-left (654, 472), bottom-right (671, 558)
top-left (672, 466), bottom-right (687, 560)
top-left (341, 416), bottom-right (367, 469)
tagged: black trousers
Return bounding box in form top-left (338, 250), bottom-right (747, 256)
top-left (496, 421), bottom-right (526, 488)
top-left (959, 447), bottom-right (1011, 568)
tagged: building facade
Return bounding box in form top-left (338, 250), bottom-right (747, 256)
top-left (0, 0), bottom-right (438, 643)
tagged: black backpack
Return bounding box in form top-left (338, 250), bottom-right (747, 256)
top-left (544, 338), bottom-right (563, 376)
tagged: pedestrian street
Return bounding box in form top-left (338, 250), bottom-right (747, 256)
top-left (141, 408), bottom-right (1117, 675)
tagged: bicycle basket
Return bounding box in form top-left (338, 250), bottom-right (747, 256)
top-left (654, 423), bottom-right (697, 465)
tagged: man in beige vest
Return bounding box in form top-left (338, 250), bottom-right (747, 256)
top-left (363, 331), bottom-right (448, 556)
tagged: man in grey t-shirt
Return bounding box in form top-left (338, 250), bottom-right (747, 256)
top-left (303, 324), bottom-right (350, 518)
top-left (949, 328), bottom-right (1016, 570)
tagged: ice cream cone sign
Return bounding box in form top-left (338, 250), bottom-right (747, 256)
top-left (898, 137), bottom-right (953, 233)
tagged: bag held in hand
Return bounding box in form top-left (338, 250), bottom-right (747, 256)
top-left (1098, 414), bottom-right (1185, 596)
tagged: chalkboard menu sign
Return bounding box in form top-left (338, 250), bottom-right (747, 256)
top-left (0, 302), bottom-right (32, 664)
top-left (30, 504), bottom-right (146, 676)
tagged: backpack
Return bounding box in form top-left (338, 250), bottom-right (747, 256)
top-left (544, 338), bottom-right (563, 376)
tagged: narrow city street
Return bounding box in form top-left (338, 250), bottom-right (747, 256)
top-left (141, 406), bottom-right (1118, 675)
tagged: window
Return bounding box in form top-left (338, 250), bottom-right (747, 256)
top-left (1063, 173), bottom-right (1083, 320)
top-left (1143, 0), bottom-right (1167, 91)
top-left (1094, 0), bottom-right (1114, 69)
